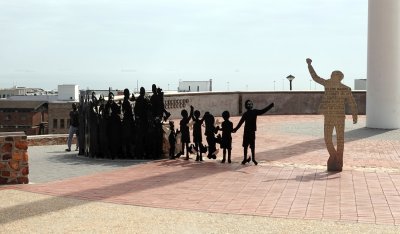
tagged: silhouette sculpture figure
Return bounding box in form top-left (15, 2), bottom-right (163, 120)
top-left (97, 95), bottom-right (109, 158)
top-left (217, 111), bottom-right (233, 163)
top-left (204, 112), bottom-right (219, 160)
top-left (233, 100), bottom-right (274, 165)
top-left (150, 84), bottom-right (169, 159)
top-left (105, 92), bottom-right (121, 160)
top-left (88, 91), bottom-right (99, 157)
top-left (150, 84), bottom-right (171, 122)
top-left (134, 87), bottom-right (151, 158)
top-left (177, 106), bottom-right (194, 160)
top-left (122, 88), bottom-right (134, 158)
top-left (191, 107), bottom-right (205, 161)
top-left (307, 58), bottom-right (358, 172)
top-left (168, 121), bottom-right (178, 159)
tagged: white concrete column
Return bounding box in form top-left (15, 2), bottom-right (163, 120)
top-left (366, 0), bottom-right (400, 129)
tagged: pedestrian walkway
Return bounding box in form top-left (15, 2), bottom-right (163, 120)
top-left (1, 115), bottom-right (400, 232)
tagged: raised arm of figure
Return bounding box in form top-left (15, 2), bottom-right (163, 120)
top-left (307, 58), bottom-right (327, 86)
top-left (255, 103), bottom-right (274, 115)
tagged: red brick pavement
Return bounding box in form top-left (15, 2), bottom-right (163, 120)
top-left (12, 115), bottom-right (400, 225)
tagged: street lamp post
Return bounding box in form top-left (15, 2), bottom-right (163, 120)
top-left (286, 75), bottom-right (295, 91)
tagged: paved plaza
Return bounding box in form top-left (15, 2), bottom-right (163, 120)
top-left (1, 115), bottom-right (400, 233)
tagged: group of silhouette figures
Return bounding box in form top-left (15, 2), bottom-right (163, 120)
top-left (76, 59), bottom-right (358, 171)
top-left (77, 82), bottom-right (275, 166)
top-left (78, 84), bottom-right (170, 160)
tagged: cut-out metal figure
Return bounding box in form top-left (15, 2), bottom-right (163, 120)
top-left (307, 58), bottom-right (358, 172)
top-left (233, 100), bottom-right (274, 165)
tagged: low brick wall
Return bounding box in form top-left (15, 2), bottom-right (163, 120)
top-left (27, 134), bottom-right (74, 146)
top-left (0, 132), bottom-right (29, 184)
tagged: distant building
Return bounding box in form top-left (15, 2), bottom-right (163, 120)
top-left (79, 89), bottom-right (123, 101)
top-left (178, 79), bottom-right (212, 92)
top-left (1, 86), bottom-right (58, 101)
top-left (354, 79), bottom-right (367, 90)
top-left (48, 102), bottom-right (76, 134)
top-left (0, 100), bottom-right (48, 135)
top-left (58, 84), bottom-right (79, 101)
top-left (0, 87), bottom-right (27, 98)
top-left (0, 86), bottom-right (52, 99)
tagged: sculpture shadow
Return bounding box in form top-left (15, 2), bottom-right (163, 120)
top-left (262, 171), bottom-right (341, 183)
top-left (0, 158), bottom-right (236, 225)
top-left (295, 171), bottom-right (341, 182)
top-left (256, 127), bottom-right (396, 162)
top-left (47, 153), bottom-right (147, 167)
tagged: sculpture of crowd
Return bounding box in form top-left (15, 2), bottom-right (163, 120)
top-left (78, 84), bottom-right (170, 160)
top-left (76, 83), bottom-right (274, 165)
top-left (70, 59), bottom-right (357, 171)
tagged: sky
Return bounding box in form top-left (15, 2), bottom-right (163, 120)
top-left (0, 0), bottom-right (368, 92)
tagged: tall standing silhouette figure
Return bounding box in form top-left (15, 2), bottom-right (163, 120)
top-left (306, 58), bottom-right (358, 172)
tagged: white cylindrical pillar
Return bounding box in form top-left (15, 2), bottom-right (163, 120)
top-left (366, 0), bottom-right (400, 129)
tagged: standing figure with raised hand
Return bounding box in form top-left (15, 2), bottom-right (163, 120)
top-left (233, 100), bottom-right (274, 165)
top-left (217, 111), bottom-right (233, 163)
top-left (306, 58), bottom-right (358, 172)
top-left (178, 106), bottom-right (194, 160)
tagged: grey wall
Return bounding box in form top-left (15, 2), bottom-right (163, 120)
top-left (164, 91), bottom-right (366, 118)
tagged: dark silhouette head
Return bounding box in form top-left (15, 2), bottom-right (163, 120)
top-left (72, 103), bottom-right (77, 111)
top-left (181, 109), bottom-right (188, 118)
top-left (152, 84), bottom-right (157, 94)
top-left (124, 88), bottom-right (130, 98)
top-left (108, 92), bottom-right (114, 101)
top-left (204, 112), bottom-right (215, 126)
top-left (194, 110), bottom-right (200, 119)
top-left (169, 121), bottom-right (174, 129)
top-left (222, 111), bottom-right (230, 120)
top-left (140, 87), bottom-right (145, 96)
top-left (245, 100), bottom-right (253, 110)
top-left (91, 92), bottom-right (97, 102)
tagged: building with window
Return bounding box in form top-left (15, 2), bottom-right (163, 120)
top-left (178, 79), bottom-right (212, 92)
top-left (48, 102), bottom-right (76, 134)
top-left (0, 100), bottom-right (48, 135)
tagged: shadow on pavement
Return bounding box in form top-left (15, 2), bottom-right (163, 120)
top-left (257, 127), bottom-right (395, 162)
top-left (0, 159), bottom-right (238, 225)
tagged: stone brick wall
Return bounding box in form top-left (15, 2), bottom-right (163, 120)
top-left (27, 134), bottom-right (74, 146)
top-left (0, 132), bottom-right (29, 184)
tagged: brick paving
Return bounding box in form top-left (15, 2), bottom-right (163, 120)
top-left (6, 115), bottom-right (400, 226)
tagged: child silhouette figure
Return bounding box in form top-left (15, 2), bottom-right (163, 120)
top-left (217, 111), bottom-right (233, 163)
top-left (191, 107), bottom-right (205, 161)
top-left (168, 121), bottom-right (178, 160)
top-left (178, 106), bottom-right (194, 160)
top-left (233, 100), bottom-right (274, 165)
